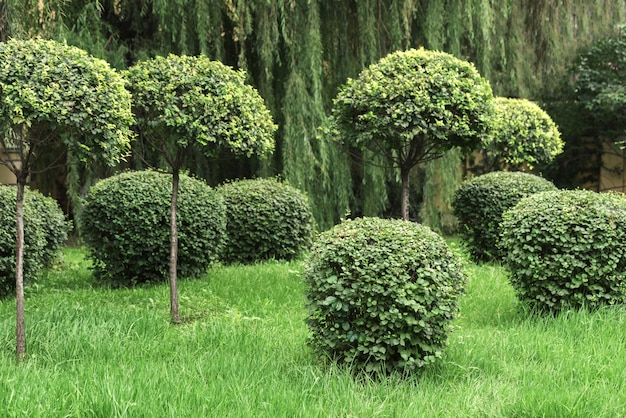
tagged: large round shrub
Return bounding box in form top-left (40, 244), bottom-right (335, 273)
top-left (80, 171), bottom-right (226, 285)
top-left (452, 171), bottom-right (556, 262)
top-left (501, 190), bottom-right (626, 312)
top-left (304, 217), bottom-right (466, 375)
top-left (218, 178), bottom-right (314, 264)
top-left (0, 186), bottom-right (69, 297)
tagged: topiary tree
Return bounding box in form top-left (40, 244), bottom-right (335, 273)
top-left (452, 171), bottom-right (557, 262)
top-left (479, 97), bottom-right (563, 173)
top-left (304, 217), bottom-right (466, 376)
top-left (330, 48), bottom-right (494, 220)
top-left (218, 177), bottom-right (314, 264)
top-left (500, 189), bottom-right (626, 313)
top-left (0, 38), bottom-right (133, 361)
top-left (81, 170), bottom-right (225, 286)
top-left (0, 186), bottom-right (69, 298)
top-left (124, 54), bottom-right (276, 322)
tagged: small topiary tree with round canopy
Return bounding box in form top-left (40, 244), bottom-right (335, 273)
top-left (304, 217), bottom-right (466, 376)
top-left (501, 189), bottom-right (626, 313)
top-left (330, 48), bottom-right (494, 220)
top-left (479, 97), bottom-right (563, 173)
top-left (124, 54), bottom-right (276, 322)
top-left (0, 38), bottom-right (133, 361)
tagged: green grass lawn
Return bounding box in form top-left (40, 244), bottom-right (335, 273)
top-left (1, 244), bottom-right (626, 417)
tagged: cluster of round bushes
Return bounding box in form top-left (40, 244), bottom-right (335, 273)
top-left (454, 170), bottom-right (626, 313)
top-left (0, 186), bottom-right (69, 297)
top-left (452, 171), bottom-right (556, 262)
top-left (303, 217), bottom-right (465, 376)
top-left (80, 172), bottom-right (314, 286)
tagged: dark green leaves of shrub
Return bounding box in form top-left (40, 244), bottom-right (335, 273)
top-left (304, 217), bottom-right (465, 376)
top-left (80, 171), bottom-right (225, 286)
top-left (453, 171), bottom-right (556, 262)
top-left (0, 186), bottom-right (69, 297)
top-left (500, 189), bottom-right (626, 312)
top-left (218, 178), bottom-right (314, 264)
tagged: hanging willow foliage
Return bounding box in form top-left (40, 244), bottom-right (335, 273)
top-left (7, 0), bottom-right (626, 230)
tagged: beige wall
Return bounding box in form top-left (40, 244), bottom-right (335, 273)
top-left (600, 140), bottom-right (626, 193)
top-left (0, 152), bottom-right (22, 186)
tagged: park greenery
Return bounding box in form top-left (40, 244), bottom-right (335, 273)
top-left (80, 170), bottom-right (226, 286)
top-left (0, 185), bottom-right (69, 298)
top-left (304, 217), bottom-right (465, 375)
top-left (1, 1), bottom-right (626, 413)
top-left (501, 189), bottom-right (626, 313)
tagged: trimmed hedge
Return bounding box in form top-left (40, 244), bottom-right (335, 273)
top-left (501, 189), bottom-right (626, 312)
top-left (80, 170), bottom-right (226, 285)
top-left (218, 178), bottom-right (314, 264)
top-left (0, 186), bottom-right (69, 297)
top-left (452, 171), bottom-right (556, 262)
top-left (304, 217), bottom-right (466, 376)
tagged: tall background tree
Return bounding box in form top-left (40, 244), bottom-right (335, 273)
top-left (0, 38), bottom-right (133, 361)
top-left (2, 0), bottom-right (625, 231)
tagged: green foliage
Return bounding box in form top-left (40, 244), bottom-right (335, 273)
top-left (453, 171), bottom-right (557, 262)
top-left (500, 189), bottom-right (626, 313)
top-left (330, 47), bottom-right (494, 219)
top-left (331, 47), bottom-right (494, 162)
top-left (80, 171), bottom-right (226, 286)
top-left (124, 54), bottom-right (276, 164)
top-left (0, 38), bottom-right (133, 167)
top-left (218, 178), bottom-right (314, 264)
top-left (481, 97), bottom-right (563, 172)
top-left (0, 186), bottom-right (69, 297)
top-left (573, 24), bottom-right (626, 137)
top-left (304, 217), bottom-right (466, 376)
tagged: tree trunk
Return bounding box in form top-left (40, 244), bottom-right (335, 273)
top-left (15, 176), bottom-right (26, 362)
top-left (400, 167), bottom-right (410, 221)
top-left (169, 169), bottom-right (180, 323)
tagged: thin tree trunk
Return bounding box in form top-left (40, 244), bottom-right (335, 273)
top-left (15, 177), bottom-right (26, 362)
top-left (169, 168), bottom-right (180, 323)
top-left (400, 167), bottom-right (410, 221)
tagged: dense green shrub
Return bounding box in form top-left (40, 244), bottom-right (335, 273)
top-left (81, 171), bottom-right (226, 285)
top-left (303, 217), bottom-right (466, 376)
top-left (500, 189), bottom-right (626, 312)
top-left (452, 171), bottom-right (556, 262)
top-left (0, 186), bottom-right (69, 297)
top-left (218, 178), bottom-right (314, 264)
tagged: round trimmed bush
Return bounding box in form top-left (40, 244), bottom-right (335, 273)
top-left (0, 186), bottom-right (69, 297)
top-left (80, 170), bottom-right (226, 285)
top-left (501, 189), bottom-right (626, 312)
top-left (452, 171), bottom-right (556, 262)
top-left (304, 217), bottom-right (466, 376)
top-left (218, 178), bottom-right (314, 264)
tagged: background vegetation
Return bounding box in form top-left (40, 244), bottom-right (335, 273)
top-left (2, 0), bottom-right (622, 231)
